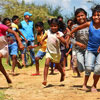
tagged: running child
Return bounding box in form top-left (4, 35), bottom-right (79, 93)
top-left (41, 18), bottom-right (65, 86)
top-left (28, 21), bottom-right (47, 76)
top-left (2, 18), bottom-right (24, 75)
top-left (69, 5), bottom-right (100, 92)
top-left (0, 21), bottom-right (24, 83)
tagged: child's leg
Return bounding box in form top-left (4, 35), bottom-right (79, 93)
top-left (91, 74), bottom-right (99, 92)
top-left (11, 55), bottom-right (17, 74)
top-left (49, 62), bottom-right (54, 74)
top-left (42, 58), bottom-right (51, 85)
top-left (0, 55), bottom-right (12, 83)
top-left (35, 57), bottom-right (40, 74)
top-left (55, 63), bottom-right (65, 82)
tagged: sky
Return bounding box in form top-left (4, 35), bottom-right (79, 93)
top-left (18, 0), bottom-right (100, 17)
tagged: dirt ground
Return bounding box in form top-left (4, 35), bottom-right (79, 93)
top-left (0, 65), bottom-right (100, 100)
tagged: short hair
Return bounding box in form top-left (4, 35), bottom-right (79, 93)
top-left (57, 16), bottom-right (63, 20)
top-left (2, 18), bottom-right (11, 25)
top-left (50, 18), bottom-right (59, 25)
top-left (12, 15), bottom-right (19, 22)
top-left (35, 21), bottom-right (44, 28)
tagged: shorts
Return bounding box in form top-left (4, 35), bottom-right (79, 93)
top-left (36, 50), bottom-right (46, 59)
top-left (46, 52), bottom-right (61, 63)
top-left (60, 49), bottom-right (67, 62)
top-left (85, 50), bottom-right (100, 75)
top-left (0, 36), bottom-right (8, 58)
top-left (8, 42), bottom-right (18, 56)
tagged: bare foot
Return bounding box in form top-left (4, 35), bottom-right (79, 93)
top-left (82, 85), bottom-right (88, 91)
top-left (91, 87), bottom-right (98, 92)
top-left (42, 81), bottom-right (47, 86)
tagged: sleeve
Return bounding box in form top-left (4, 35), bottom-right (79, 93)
top-left (0, 24), bottom-right (8, 32)
top-left (59, 31), bottom-right (64, 37)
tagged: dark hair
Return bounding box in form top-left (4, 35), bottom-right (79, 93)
top-left (50, 18), bottom-right (59, 25)
top-left (12, 15), bottom-right (19, 22)
top-left (74, 8), bottom-right (87, 24)
top-left (57, 16), bottom-right (63, 20)
top-left (2, 18), bottom-right (11, 25)
top-left (92, 5), bottom-right (100, 16)
top-left (35, 21), bottom-right (44, 28)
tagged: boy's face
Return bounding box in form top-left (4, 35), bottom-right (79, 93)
top-left (92, 11), bottom-right (100, 24)
top-left (5, 20), bottom-right (11, 27)
top-left (50, 23), bottom-right (59, 33)
top-left (76, 11), bottom-right (87, 24)
top-left (36, 26), bottom-right (43, 33)
top-left (24, 15), bottom-right (31, 20)
top-left (14, 18), bottom-right (19, 25)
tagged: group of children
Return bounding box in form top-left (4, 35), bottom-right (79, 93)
top-left (0, 5), bottom-right (100, 92)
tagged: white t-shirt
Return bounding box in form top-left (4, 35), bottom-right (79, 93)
top-left (46, 29), bottom-right (64, 54)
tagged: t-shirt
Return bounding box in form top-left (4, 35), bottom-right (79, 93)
top-left (72, 24), bottom-right (89, 50)
top-left (12, 23), bottom-right (18, 29)
top-left (46, 29), bottom-right (64, 54)
top-left (7, 28), bottom-right (18, 44)
top-left (19, 20), bottom-right (34, 41)
top-left (37, 31), bottom-right (47, 52)
top-left (0, 24), bottom-right (8, 36)
top-left (87, 21), bottom-right (100, 52)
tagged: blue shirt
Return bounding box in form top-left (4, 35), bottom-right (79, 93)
top-left (87, 21), bottom-right (100, 52)
top-left (20, 20), bottom-right (34, 41)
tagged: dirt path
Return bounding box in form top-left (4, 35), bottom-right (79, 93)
top-left (0, 66), bottom-right (100, 100)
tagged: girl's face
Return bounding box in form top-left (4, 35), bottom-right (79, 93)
top-left (50, 23), bottom-right (59, 33)
top-left (92, 11), bottom-right (100, 24)
top-left (76, 11), bottom-right (87, 24)
top-left (5, 20), bottom-right (11, 27)
top-left (36, 26), bottom-right (43, 33)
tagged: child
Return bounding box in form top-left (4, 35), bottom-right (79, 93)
top-left (2, 18), bottom-right (24, 75)
top-left (41, 18), bottom-right (65, 86)
top-left (0, 21), bottom-right (24, 83)
top-left (69, 5), bottom-right (100, 92)
top-left (28, 21), bottom-right (47, 76)
top-left (12, 15), bottom-right (28, 67)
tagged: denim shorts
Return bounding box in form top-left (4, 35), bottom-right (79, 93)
top-left (8, 42), bottom-right (18, 56)
top-left (36, 50), bottom-right (46, 59)
top-left (85, 50), bottom-right (100, 75)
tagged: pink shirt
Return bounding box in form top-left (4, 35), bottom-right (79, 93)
top-left (0, 24), bottom-right (8, 36)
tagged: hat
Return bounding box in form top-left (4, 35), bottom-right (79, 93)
top-left (24, 12), bottom-right (32, 16)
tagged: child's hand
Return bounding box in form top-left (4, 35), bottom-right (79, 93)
top-left (66, 53), bottom-right (69, 56)
top-left (56, 32), bottom-right (61, 39)
top-left (28, 45), bottom-right (33, 50)
top-left (79, 44), bottom-right (86, 49)
top-left (19, 43), bottom-right (24, 50)
top-left (97, 46), bottom-right (100, 53)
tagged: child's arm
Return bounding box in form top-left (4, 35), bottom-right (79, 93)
top-left (56, 32), bottom-right (66, 44)
top-left (70, 22), bottom-right (90, 36)
top-left (97, 46), bottom-right (100, 53)
top-left (75, 41), bottom-right (86, 49)
top-left (7, 28), bottom-right (24, 50)
top-left (28, 44), bottom-right (38, 50)
top-left (17, 29), bottom-right (28, 43)
top-left (66, 48), bottom-right (72, 56)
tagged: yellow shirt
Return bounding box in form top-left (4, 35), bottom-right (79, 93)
top-left (11, 23), bottom-right (18, 29)
top-left (37, 31), bottom-right (47, 52)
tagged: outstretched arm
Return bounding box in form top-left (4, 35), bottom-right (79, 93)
top-left (70, 22), bottom-right (90, 35)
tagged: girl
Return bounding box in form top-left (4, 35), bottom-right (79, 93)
top-left (69, 5), bottom-right (100, 92)
top-left (28, 21), bottom-right (47, 76)
top-left (41, 18), bottom-right (65, 86)
top-left (0, 20), bottom-right (24, 84)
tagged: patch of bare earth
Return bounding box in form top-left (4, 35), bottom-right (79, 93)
top-left (0, 66), bottom-right (100, 100)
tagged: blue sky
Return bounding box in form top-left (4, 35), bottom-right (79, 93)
top-left (19, 0), bottom-right (100, 17)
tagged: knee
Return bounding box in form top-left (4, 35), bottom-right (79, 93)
top-left (85, 66), bottom-right (93, 72)
top-left (45, 62), bottom-right (49, 67)
top-left (12, 55), bottom-right (17, 59)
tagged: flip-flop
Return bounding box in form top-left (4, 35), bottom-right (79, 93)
top-left (31, 73), bottom-right (40, 76)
